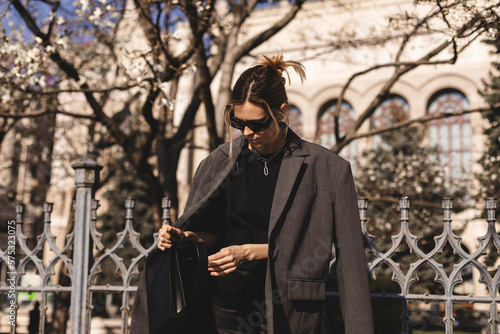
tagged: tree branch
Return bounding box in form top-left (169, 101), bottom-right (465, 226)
top-left (0, 109), bottom-right (96, 119)
top-left (331, 11), bottom-right (487, 153)
top-left (348, 106), bottom-right (497, 141)
top-left (236, 0), bottom-right (306, 59)
top-left (20, 83), bottom-right (147, 95)
top-left (47, 0), bottom-right (60, 37)
top-left (132, 0), bottom-right (169, 65)
top-left (195, 43), bottom-right (221, 150)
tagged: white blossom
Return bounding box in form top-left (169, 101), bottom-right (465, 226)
top-left (89, 7), bottom-right (103, 22)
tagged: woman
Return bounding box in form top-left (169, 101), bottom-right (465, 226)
top-left (157, 54), bottom-right (374, 333)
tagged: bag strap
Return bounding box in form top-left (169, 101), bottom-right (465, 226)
top-left (172, 246), bottom-right (186, 314)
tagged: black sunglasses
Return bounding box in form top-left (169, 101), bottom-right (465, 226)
top-left (229, 110), bottom-right (273, 132)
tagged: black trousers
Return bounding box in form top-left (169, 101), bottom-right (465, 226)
top-left (212, 292), bottom-right (267, 334)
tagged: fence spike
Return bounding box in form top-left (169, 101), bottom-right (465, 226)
top-left (162, 197), bottom-right (172, 225)
top-left (485, 198), bottom-right (496, 223)
top-left (357, 198), bottom-right (368, 221)
top-left (442, 197), bottom-right (453, 222)
top-left (43, 202), bottom-right (53, 224)
top-left (399, 196), bottom-right (410, 220)
top-left (16, 202), bottom-right (25, 223)
top-left (125, 198), bottom-right (135, 220)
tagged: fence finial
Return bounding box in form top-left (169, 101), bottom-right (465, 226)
top-left (162, 198), bottom-right (172, 225)
top-left (399, 196), bottom-right (410, 221)
top-left (43, 203), bottom-right (53, 224)
top-left (15, 203), bottom-right (25, 224)
top-left (485, 198), bottom-right (496, 222)
top-left (71, 156), bottom-right (103, 189)
top-left (358, 198), bottom-right (368, 221)
top-left (442, 197), bottom-right (453, 222)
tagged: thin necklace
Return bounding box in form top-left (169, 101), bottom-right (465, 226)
top-left (250, 140), bottom-right (286, 176)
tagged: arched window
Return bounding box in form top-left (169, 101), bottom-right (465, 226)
top-left (288, 105), bottom-right (303, 137)
top-left (427, 89), bottom-right (471, 181)
top-left (370, 95), bottom-right (410, 148)
top-left (317, 100), bottom-right (356, 164)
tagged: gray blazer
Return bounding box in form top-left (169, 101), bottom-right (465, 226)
top-left (176, 130), bottom-right (374, 334)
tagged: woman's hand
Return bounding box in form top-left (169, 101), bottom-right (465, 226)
top-left (157, 224), bottom-right (201, 251)
top-left (208, 244), bottom-right (268, 276)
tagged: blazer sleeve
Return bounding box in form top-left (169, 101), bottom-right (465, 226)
top-left (334, 162), bottom-right (374, 334)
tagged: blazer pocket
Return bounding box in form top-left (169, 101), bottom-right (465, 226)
top-left (287, 279), bottom-right (325, 301)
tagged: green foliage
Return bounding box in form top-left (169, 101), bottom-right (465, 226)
top-left (477, 21), bottom-right (500, 210)
top-left (476, 21), bottom-right (500, 267)
top-left (356, 127), bottom-right (467, 242)
top-left (355, 127), bottom-right (468, 293)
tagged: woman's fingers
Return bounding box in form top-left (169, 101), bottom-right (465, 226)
top-left (156, 226), bottom-right (203, 251)
top-left (208, 254), bottom-right (237, 270)
top-left (208, 254), bottom-right (237, 276)
top-left (208, 246), bottom-right (246, 276)
top-left (208, 264), bottom-right (236, 276)
top-left (159, 225), bottom-right (181, 239)
top-left (157, 234), bottom-right (173, 250)
top-left (157, 225), bottom-right (182, 250)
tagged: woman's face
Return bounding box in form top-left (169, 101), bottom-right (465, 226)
top-left (233, 102), bottom-right (279, 154)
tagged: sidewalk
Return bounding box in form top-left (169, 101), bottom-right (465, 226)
top-left (0, 305), bottom-right (29, 334)
top-left (89, 317), bottom-right (123, 334)
top-left (0, 311), bottom-right (123, 334)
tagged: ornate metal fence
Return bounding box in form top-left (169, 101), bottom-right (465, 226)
top-left (0, 157), bottom-right (499, 334)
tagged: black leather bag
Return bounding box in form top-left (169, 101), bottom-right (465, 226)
top-left (131, 241), bottom-right (217, 334)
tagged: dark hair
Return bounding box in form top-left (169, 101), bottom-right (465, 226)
top-left (224, 53), bottom-right (306, 153)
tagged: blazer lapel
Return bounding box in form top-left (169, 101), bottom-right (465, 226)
top-left (268, 131), bottom-right (309, 237)
top-left (176, 135), bottom-right (245, 228)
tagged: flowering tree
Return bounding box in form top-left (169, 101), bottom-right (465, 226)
top-left (0, 0), bottom-right (306, 219)
top-left (1, 0), bottom-right (307, 327)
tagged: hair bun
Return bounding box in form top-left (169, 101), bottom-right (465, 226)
top-left (257, 53), bottom-right (306, 85)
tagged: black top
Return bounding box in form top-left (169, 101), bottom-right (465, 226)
top-left (213, 144), bottom-right (284, 312)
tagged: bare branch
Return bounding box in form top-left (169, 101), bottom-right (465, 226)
top-left (179, 0), bottom-right (214, 66)
top-left (20, 83), bottom-right (147, 95)
top-left (395, 8), bottom-right (441, 62)
top-left (348, 106), bottom-right (497, 142)
top-left (132, 0), bottom-right (170, 64)
top-left (332, 11), bottom-right (488, 153)
top-left (0, 109), bottom-right (96, 120)
top-left (237, 0), bottom-right (306, 59)
top-left (47, 0), bottom-right (61, 37)
top-left (11, 0), bottom-right (48, 39)
top-left (0, 1), bottom-right (12, 18)
top-left (436, 0), bottom-right (453, 30)
top-left (329, 56), bottom-right (457, 143)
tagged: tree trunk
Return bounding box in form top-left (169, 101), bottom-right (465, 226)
top-left (156, 137), bottom-right (181, 222)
